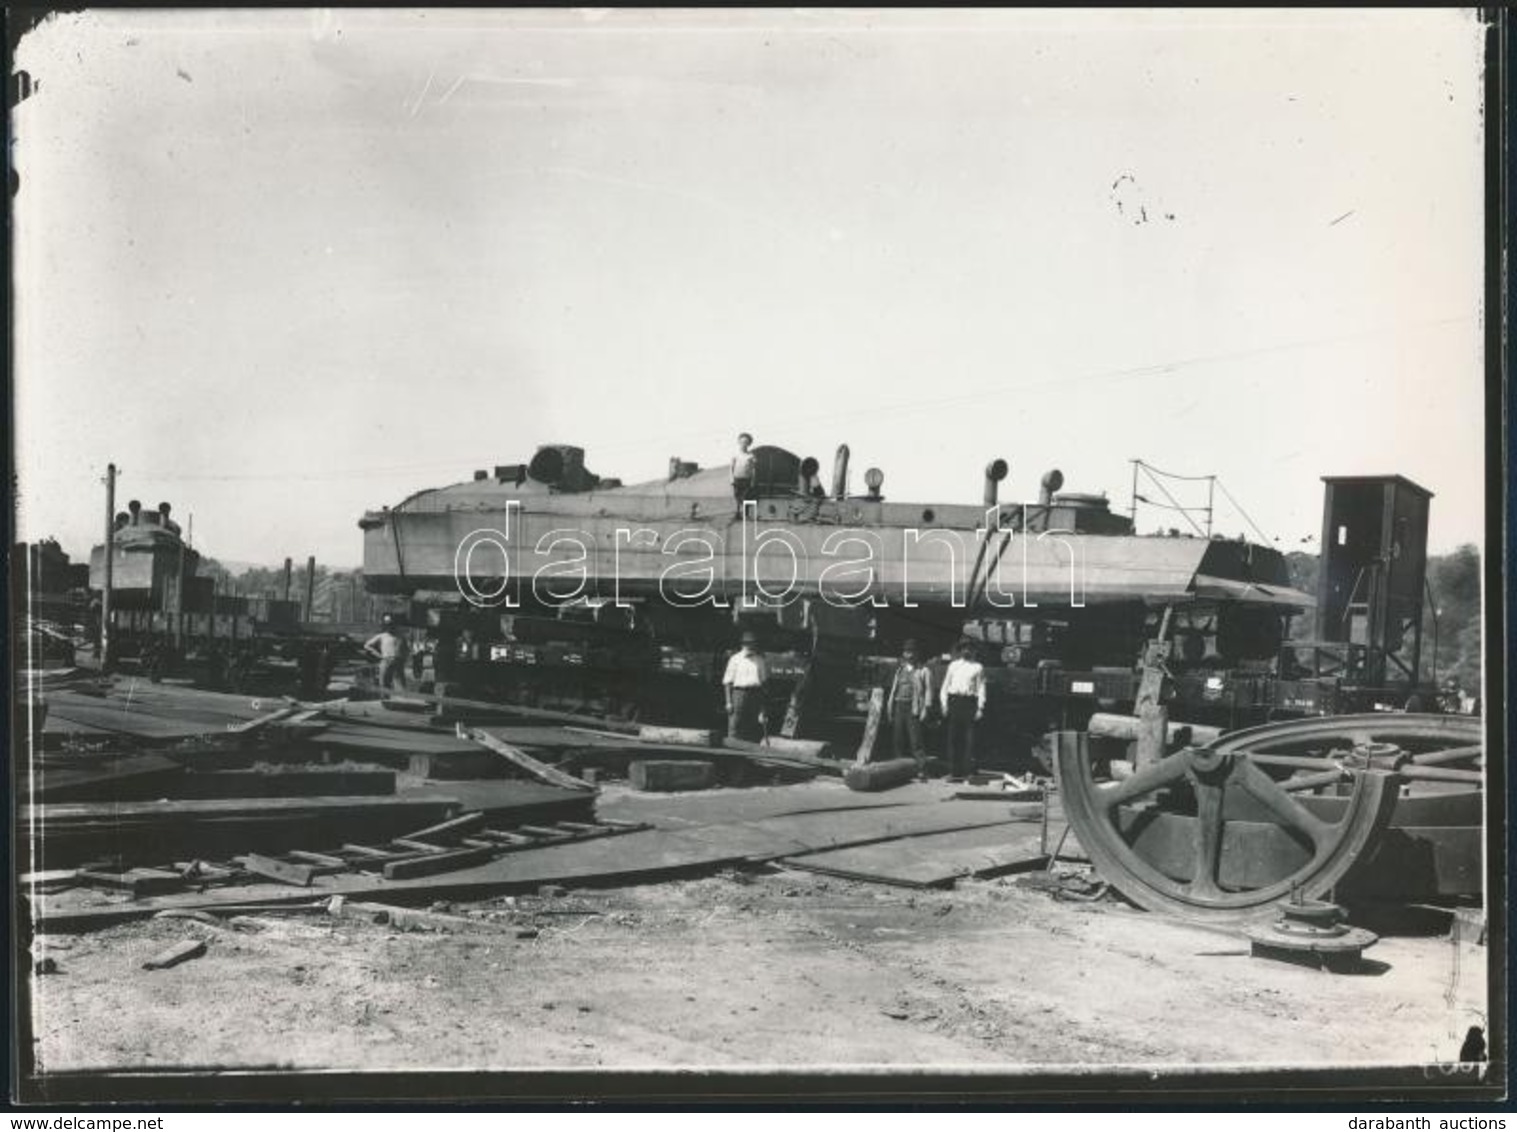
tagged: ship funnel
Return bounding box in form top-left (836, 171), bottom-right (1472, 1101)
top-left (128, 500), bottom-right (142, 525)
top-left (984, 459), bottom-right (1009, 507)
top-left (1039, 469), bottom-right (1065, 506)
top-left (831, 445), bottom-right (850, 499)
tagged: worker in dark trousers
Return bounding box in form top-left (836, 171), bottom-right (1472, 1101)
top-left (723, 629), bottom-right (769, 740)
top-left (886, 639), bottom-right (934, 779)
top-left (730, 432), bottom-right (757, 518)
top-left (939, 638), bottom-right (986, 778)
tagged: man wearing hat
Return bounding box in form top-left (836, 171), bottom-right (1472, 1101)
top-left (364, 614), bottom-right (411, 693)
top-left (939, 637), bottom-right (986, 778)
top-left (886, 639), bottom-right (934, 779)
top-left (723, 629), bottom-right (769, 740)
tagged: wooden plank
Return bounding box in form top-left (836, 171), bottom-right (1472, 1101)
top-left (391, 838), bottom-right (448, 853)
top-left (397, 812), bottom-right (486, 843)
top-left (854, 688), bottom-right (886, 765)
top-left (142, 938), bottom-right (207, 969)
top-left (227, 705), bottom-right (303, 735)
top-left (76, 869), bottom-right (187, 896)
top-left (382, 845), bottom-right (496, 880)
top-left (464, 727), bottom-right (596, 792)
top-left (636, 725), bottom-right (715, 746)
top-left (516, 824), bottom-right (575, 839)
top-left (421, 692), bottom-right (642, 732)
top-left (286, 850), bottom-right (348, 868)
top-left (19, 869), bottom-right (80, 890)
top-left (340, 843), bottom-right (400, 859)
top-left (723, 735), bottom-right (833, 759)
top-left (239, 854), bottom-right (317, 887)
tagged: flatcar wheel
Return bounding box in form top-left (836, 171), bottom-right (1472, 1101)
top-left (1207, 713), bottom-right (1483, 787)
top-left (1055, 733), bottom-right (1399, 924)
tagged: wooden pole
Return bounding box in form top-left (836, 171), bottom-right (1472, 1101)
top-left (101, 463), bottom-right (116, 671)
top-left (282, 557), bottom-right (293, 603)
top-left (304, 555), bottom-right (316, 624)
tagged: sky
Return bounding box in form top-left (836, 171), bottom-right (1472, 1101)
top-left (13, 8), bottom-right (1488, 569)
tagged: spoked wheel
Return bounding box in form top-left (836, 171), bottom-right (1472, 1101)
top-left (1055, 732), bottom-right (1400, 924)
top-left (1205, 713), bottom-right (1483, 791)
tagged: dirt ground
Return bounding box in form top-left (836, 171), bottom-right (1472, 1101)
top-left (27, 860), bottom-right (1489, 1076)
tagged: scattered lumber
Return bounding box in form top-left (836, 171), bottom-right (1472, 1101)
top-left (23, 795), bottom-right (460, 869)
top-left (463, 727), bottom-right (596, 792)
top-left (722, 735), bottom-right (832, 759)
top-left (142, 938), bottom-right (207, 970)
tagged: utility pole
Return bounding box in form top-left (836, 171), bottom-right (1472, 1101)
top-left (100, 463), bottom-right (117, 672)
top-left (282, 557), bottom-right (293, 603)
top-left (304, 555), bottom-right (316, 623)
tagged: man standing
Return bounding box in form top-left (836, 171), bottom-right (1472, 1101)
top-left (939, 637), bottom-right (986, 779)
top-left (364, 614), bottom-right (410, 693)
top-left (723, 629), bottom-right (768, 740)
top-left (886, 639), bottom-right (934, 779)
top-left (730, 432), bottom-right (757, 519)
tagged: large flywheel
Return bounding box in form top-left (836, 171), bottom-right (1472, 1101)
top-left (1055, 713), bottom-right (1483, 923)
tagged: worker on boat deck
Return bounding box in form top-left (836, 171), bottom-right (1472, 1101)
top-left (364, 614), bottom-right (410, 693)
top-left (886, 639), bottom-right (934, 780)
top-left (730, 432), bottom-right (757, 519)
top-left (940, 638), bottom-right (986, 778)
top-left (723, 629), bottom-right (769, 741)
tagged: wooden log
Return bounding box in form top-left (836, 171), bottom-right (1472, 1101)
top-left (1087, 712), bottom-right (1222, 747)
top-left (637, 725), bottom-right (715, 746)
top-left (722, 735), bottom-right (833, 759)
top-left (628, 759), bottom-right (716, 792)
top-left (382, 845), bottom-right (495, 880)
top-left (843, 757), bottom-right (919, 793)
top-left (142, 938), bottom-right (207, 970)
top-left (854, 688), bottom-right (886, 765)
top-left (464, 727), bottom-right (596, 792)
top-left (239, 854), bottom-right (317, 887)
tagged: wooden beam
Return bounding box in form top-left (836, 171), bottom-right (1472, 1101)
top-left (464, 727), bottom-right (597, 792)
top-left (238, 854), bottom-right (316, 887)
top-left (854, 688), bottom-right (886, 765)
top-left (397, 811), bottom-right (486, 843)
top-left (381, 845), bottom-right (495, 880)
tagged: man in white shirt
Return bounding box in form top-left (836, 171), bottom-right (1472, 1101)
top-left (939, 637), bottom-right (985, 778)
top-left (723, 629), bottom-right (769, 740)
top-left (364, 614), bottom-right (410, 693)
top-left (730, 432), bottom-right (757, 518)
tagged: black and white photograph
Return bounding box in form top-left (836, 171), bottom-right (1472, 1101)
top-left (8, 7), bottom-right (1507, 1106)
